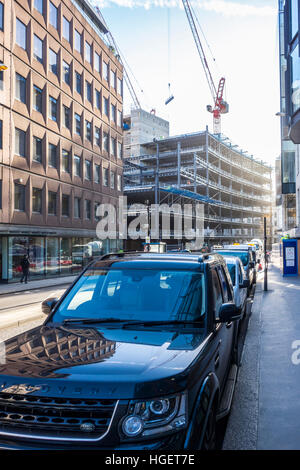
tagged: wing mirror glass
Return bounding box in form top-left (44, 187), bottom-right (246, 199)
top-left (239, 279), bottom-right (250, 289)
top-left (42, 297), bottom-right (59, 315)
top-left (219, 303), bottom-right (242, 323)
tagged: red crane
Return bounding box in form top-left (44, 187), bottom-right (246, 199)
top-left (182, 0), bottom-right (229, 134)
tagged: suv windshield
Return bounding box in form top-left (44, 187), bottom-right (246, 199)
top-left (216, 251), bottom-right (249, 267)
top-left (51, 268), bottom-right (206, 325)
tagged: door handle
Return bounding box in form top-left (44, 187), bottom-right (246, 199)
top-left (214, 354), bottom-right (220, 369)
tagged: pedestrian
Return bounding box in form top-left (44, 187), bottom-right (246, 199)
top-left (20, 255), bottom-right (30, 284)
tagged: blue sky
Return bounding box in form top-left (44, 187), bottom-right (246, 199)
top-left (92, 0), bottom-right (280, 166)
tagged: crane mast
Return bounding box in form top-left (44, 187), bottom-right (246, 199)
top-left (182, 0), bottom-right (229, 134)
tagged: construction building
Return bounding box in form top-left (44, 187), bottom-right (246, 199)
top-left (123, 108), bottom-right (169, 159)
top-left (124, 128), bottom-right (272, 250)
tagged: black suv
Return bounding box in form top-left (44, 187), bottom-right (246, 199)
top-left (0, 252), bottom-right (241, 450)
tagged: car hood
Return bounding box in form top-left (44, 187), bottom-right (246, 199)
top-left (0, 324), bottom-right (209, 399)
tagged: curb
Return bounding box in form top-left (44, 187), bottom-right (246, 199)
top-left (0, 280), bottom-right (75, 296)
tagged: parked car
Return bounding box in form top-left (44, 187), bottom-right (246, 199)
top-left (0, 252), bottom-right (242, 451)
top-left (213, 245), bottom-right (256, 290)
top-left (222, 256), bottom-right (249, 322)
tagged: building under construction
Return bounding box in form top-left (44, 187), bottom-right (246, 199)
top-left (124, 128), bottom-right (272, 250)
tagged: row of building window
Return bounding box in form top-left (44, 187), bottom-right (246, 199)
top-left (16, 72), bottom-right (122, 127)
top-left (14, 184), bottom-right (111, 220)
top-left (15, 125), bottom-right (122, 162)
top-left (15, 6), bottom-right (123, 94)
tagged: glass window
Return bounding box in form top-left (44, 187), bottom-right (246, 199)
top-left (85, 120), bottom-right (92, 142)
top-left (111, 104), bottom-right (116, 123)
top-left (0, 3), bottom-right (3, 31)
top-left (104, 97), bottom-right (109, 117)
top-left (0, 120), bottom-right (2, 149)
top-left (15, 128), bottom-right (26, 157)
top-left (33, 35), bottom-right (43, 63)
top-left (32, 187), bottom-right (42, 213)
top-left (63, 105), bottom-right (70, 129)
top-left (117, 141), bottom-right (122, 160)
top-left (111, 137), bottom-right (116, 156)
top-left (117, 78), bottom-right (123, 96)
top-left (103, 131), bottom-right (109, 152)
top-left (48, 191), bottom-right (57, 215)
top-left (74, 197), bottom-right (81, 218)
top-left (217, 266), bottom-right (232, 302)
top-left (110, 171), bottom-right (115, 189)
top-left (216, 250), bottom-right (249, 267)
top-left (75, 113), bottom-right (81, 135)
top-left (94, 52), bottom-right (100, 73)
top-left (62, 194), bottom-right (70, 217)
top-left (15, 73), bottom-right (26, 103)
top-left (63, 61), bottom-right (70, 85)
top-left (85, 41), bottom-right (92, 64)
top-left (211, 268), bottom-right (223, 318)
top-left (75, 30), bottom-right (82, 53)
top-left (103, 167), bottom-right (108, 186)
top-left (16, 19), bottom-right (26, 49)
top-left (33, 85), bottom-right (42, 112)
top-left (46, 237), bottom-right (59, 275)
top-left (85, 159), bottom-right (91, 180)
top-left (75, 71), bottom-right (82, 94)
top-left (117, 174), bottom-right (122, 192)
top-left (103, 61), bottom-right (109, 81)
top-left (291, 45), bottom-right (300, 114)
top-left (117, 110), bottom-right (122, 127)
top-left (14, 183), bottom-right (25, 211)
top-left (74, 155), bottom-right (81, 177)
top-left (111, 70), bottom-right (116, 89)
top-left (49, 49), bottom-right (58, 75)
top-left (94, 126), bottom-right (100, 146)
top-left (49, 2), bottom-right (58, 29)
top-left (62, 149), bottom-right (70, 173)
top-left (49, 96), bottom-right (57, 121)
top-left (94, 202), bottom-right (100, 221)
top-left (48, 142), bottom-right (57, 168)
top-left (94, 164), bottom-right (100, 183)
top-left (33, 136), bottom-right (42, 163)
top-left (95, 89), bottom-right (101, 110)
top-left (34, 0), bottom-right (43, 15)
top-left (85, 199), bottom-right (91, 219)
top-left (62, 16), bottom-right (70, 42)
top-left (291, 0), bottom-right (299, 40)
top-left (86, 81), bottom-right (92, 103)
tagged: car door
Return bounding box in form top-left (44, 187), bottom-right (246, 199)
top-left (211, 267), bottom-right (235, 389)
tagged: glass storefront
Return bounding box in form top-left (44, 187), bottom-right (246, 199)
top-left (2, 236), bottom-right (123, 282)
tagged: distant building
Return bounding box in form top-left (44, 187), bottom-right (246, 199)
top-left (123, 108), bottom-right (169, 159)
top-left (0, 0), bottom-right (123, 282)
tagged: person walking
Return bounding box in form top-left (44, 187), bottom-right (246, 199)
top-left (20, 255), bottom-right (30, 284)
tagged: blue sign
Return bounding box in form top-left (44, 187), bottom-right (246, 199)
top-left (283, 239), bottom-right (298, 276)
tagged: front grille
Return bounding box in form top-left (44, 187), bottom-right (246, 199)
top-left (0, 393), bottom-right (117, 441)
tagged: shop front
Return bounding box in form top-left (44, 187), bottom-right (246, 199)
top-left (0, 235), bottom-right (122, 283)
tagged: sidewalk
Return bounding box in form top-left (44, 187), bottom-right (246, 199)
top-left (0, 275), bottom-right (77, 296)
top-left (223, 256), bottom-right (300, 450)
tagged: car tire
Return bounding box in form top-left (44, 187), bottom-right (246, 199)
top-left (201, 404), bottom-right (217, 450)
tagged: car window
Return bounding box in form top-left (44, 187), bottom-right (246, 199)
top-left (211, 268), bottom-right (223, 318)
top-left (238, 263), bottom-right (243, 284)
top-left (217, 266), bottom-right (233, 303)
top-left (227, 263), bottom-right (236, 286)
top-left (216, 251), bottom-right (249, 266)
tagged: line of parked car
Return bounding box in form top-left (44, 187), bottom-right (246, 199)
top-left (0, 241), bottom-right (263, 451)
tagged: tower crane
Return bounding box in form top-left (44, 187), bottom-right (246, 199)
top-left (182, 0), bottom-right (229, 134)
top-left (94, 6), bottom-right (141, 110)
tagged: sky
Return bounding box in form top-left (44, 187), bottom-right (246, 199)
top-left (91, 0), bottom-right (280, 167)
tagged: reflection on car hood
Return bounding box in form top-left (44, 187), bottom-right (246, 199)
top-left (0, 325), bottom-right (209, 399)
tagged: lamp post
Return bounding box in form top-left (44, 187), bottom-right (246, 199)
top-left (264, 217), bottom-right (268, 291)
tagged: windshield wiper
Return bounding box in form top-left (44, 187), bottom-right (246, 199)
top-left (62, 318), bottom-right (134, 325)
top-left (121, 320), bottom-right (204, 329)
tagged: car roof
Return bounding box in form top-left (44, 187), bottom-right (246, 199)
top-left (223, 255), bottom-right (241, 265)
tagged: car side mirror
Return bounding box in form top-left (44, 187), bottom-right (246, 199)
top-left (42, 297), bottom-right (59, 315)
top-left (219, 303), bottom-right (242, 323)
top-left (239, 279), bottom-right (250, 289)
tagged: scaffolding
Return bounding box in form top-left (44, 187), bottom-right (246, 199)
top-left (124, 128), bottom-right (272, 248)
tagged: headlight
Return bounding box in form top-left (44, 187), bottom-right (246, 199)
top-left (120, 393), bottom-right (187, 440)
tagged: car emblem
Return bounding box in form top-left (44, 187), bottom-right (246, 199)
top-left (80, 422), bottom-right (96, 433)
